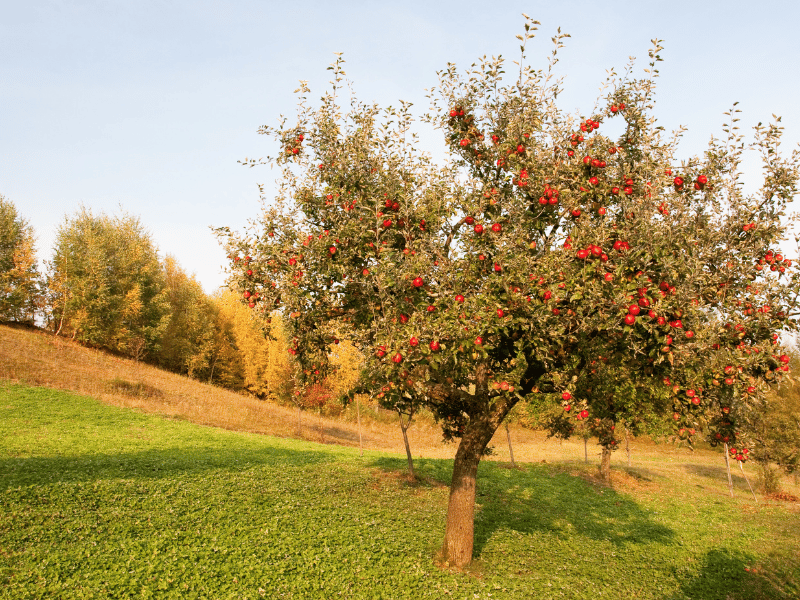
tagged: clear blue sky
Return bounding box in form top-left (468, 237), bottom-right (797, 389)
top-left (2, 1), bottom-right (799, 292)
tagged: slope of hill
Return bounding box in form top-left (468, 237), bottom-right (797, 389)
top-left (0, 323), bottom-right (445, 455)
top-left (3, 321), bottom-right (799, 499)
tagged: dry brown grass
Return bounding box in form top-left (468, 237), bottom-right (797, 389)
top-left (0, 323), bottom-right (454, 456)
top-left (2, 323), bottom-right (799, 499)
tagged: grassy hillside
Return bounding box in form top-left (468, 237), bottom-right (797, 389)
top-left (2, 323), bottom-right (798, 488)
top-left (1, 382), bottom-right (799, 599)
top-left (0, 323), bottom-right (454, 456)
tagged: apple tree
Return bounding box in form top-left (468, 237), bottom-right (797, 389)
top-left (216, 20), bottom-right (800, 567)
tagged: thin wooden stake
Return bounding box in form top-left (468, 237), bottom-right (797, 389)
top-left (625, 427), bottom-right (631, 467)
top-left (724, 443), bottom-right (735, 497)
top-left (356, 395), bottom-right (363, 456)
top-left (739, 461), bottom-right (758, 503)
top-left (505, 423), bottom-right (516, 467)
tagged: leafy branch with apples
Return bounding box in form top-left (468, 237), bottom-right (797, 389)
top-left (215, 16), bottom-right (800, 568)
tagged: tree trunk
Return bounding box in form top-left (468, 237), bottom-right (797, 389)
top-left (208, 354), bottom-right (216, 385)
top-left (599, 445), bottom-right (612, 484)
top-left (441, 413), bottom-right (500, 568)
top-left (297, 406), bottom-right (302, 437)
top-left (505, 423), bottom-right (516, 467)
top-left (398, 409), bottom-right (415, 480)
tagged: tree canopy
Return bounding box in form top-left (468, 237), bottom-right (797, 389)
top-left (217, 19), bottom-right (800, 567)
top-left (48, 207), bottom-right (170, 359)
top-left (0, 194), bottom-right (40, 324)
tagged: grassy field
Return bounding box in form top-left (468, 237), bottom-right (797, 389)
top-left (1, 382), bottom-right (799, 599)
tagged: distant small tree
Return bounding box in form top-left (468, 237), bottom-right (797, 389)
top-left (47, 207), bottom-right (170, 358)
top-left (547, 364), bottom-right (672, 481)
top-left (736, 353), bottom-right (800, 492)
top-left (0, 195), bottom-right (40, 324)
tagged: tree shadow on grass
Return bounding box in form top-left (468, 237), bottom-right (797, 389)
top-left (369, 456), bottom-right (674, 555)
top-left (0, 443), bottom-right (334, 491)
top-left (682, 463), bottom-right (751, 491)
top-left (472, 463), bottom-right (675, 555)
top-left (667, 547), bottom-right (800, 600)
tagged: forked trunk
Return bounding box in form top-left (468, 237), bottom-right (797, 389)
top-left (441, 414), bottom-right (499, 567)
top-left (399, 418), bottom-right (415, 480)
top-left (599, 445), bottom-right (612, 484)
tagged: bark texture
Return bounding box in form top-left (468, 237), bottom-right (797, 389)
top-left (599, 446), bottom-right (612, 484)
top-left (400, 418), bottom-right (415, 480)
top-left (440, 406), bottom-right (506, 567)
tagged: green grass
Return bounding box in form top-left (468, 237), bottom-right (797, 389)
top-left (1, 382), bottom-right (798, 599)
